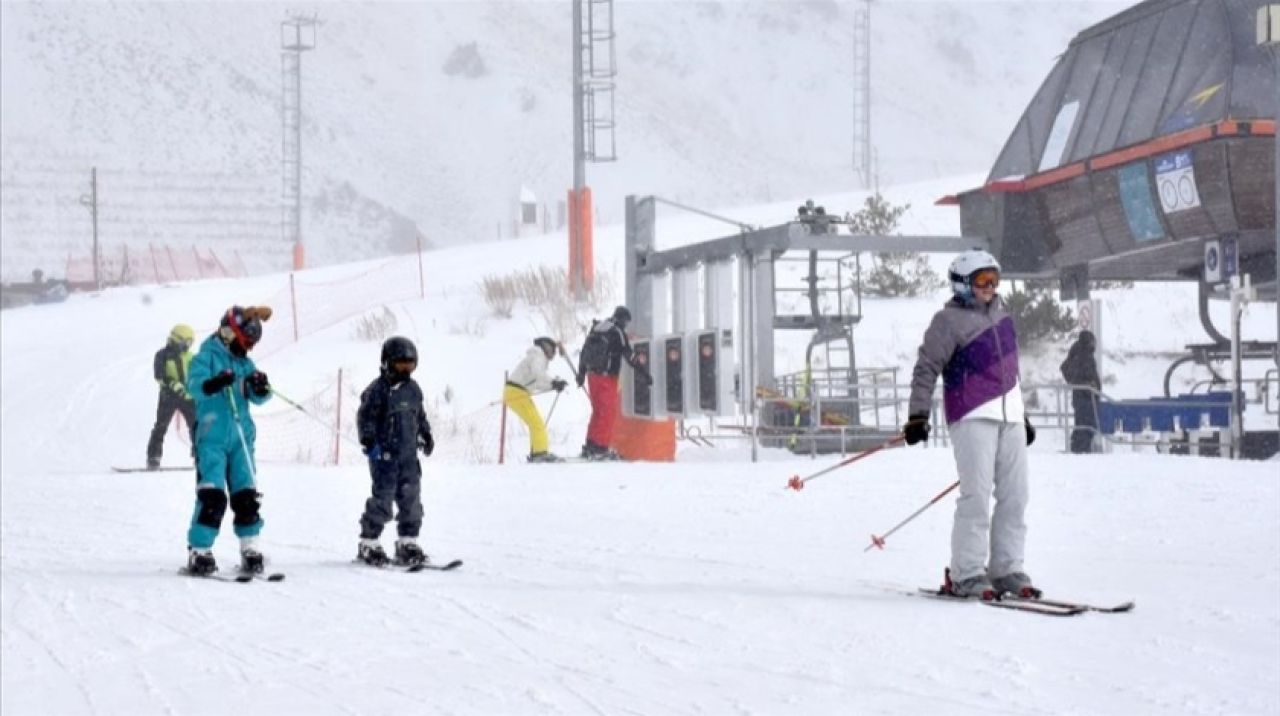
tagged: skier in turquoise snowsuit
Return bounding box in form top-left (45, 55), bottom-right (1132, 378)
top-left (184, 305), bottom-right (274, 576)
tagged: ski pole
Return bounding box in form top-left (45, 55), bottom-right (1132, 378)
top-left (544, 390), bottom-right (563, 426)
top-left (560, 351), bottom-right (587, 393)
top-left (863, 479), bottom-right (959, 552)
top-left (785, 434), bottom-right (905, 491)
top-left (224, 386), bottom-right (258, 483)
top-left (271, 387), bottom-right (363, 448)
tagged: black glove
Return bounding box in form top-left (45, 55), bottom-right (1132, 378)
top-left (418, 431), bottom-right (434, 456)
top-left (903, 414), bottom-right (930, 446)
top-left (245, 370), bottom-right (270, 397)
top-left (576, 373), bottom-right (585, 388)
top-left (551, 378), bottom-right (568, 393)
top-left (1025, 418), bottom-right (1036, 446)
top-left (202, 369), bottom-right (235, 396)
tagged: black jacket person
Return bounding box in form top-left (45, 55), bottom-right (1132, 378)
top-left (1059, 331), bottom-right (1101, 454)
top-left (146, 324), bottom-right (197, 469)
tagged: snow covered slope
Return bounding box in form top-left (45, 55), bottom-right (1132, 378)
top-left (0, 0), bottom-right (1131, 278)
top-left (3, 183), bottom-right (1278, 715)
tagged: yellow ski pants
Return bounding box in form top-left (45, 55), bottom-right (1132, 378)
top-left (503, 385), bottom-right (548, 454)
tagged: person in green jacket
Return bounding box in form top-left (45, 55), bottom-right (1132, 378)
top-left (147, 324), bottom-right (196, 469)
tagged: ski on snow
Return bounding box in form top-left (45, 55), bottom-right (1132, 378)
top-left (113, 466), bottom-right (194, 473)
top-left (913, 588), bottom-right (1133, 616)
top-left (179, 568), bottom-right (285, 583)
top-left (354, 558), bottom-right (463, 573)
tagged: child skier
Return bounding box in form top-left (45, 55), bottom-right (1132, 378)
top-left (147, 323), bottom-right (196, 469)
top-left (504, 336), bottom-right (569, 462)
top-left (576, 306), bottom-right (652, 460)
top-left (356, 336), bottom-right (435, 567)
top-left (184, 305), bottom-right (274, 576)
top-left (903, 250), bottom-right (1039, 601)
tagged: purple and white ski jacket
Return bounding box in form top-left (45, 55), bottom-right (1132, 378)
top-left (908, 295), bottom-right (1026, 425)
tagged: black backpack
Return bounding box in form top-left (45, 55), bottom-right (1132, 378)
top-left (579, 320), bottom-right (611, 373)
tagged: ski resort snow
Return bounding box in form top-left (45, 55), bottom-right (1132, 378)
top-left (5, 0), bottom-right (1280, 714)
top-left (3, 189), bottom-right (1278, 714)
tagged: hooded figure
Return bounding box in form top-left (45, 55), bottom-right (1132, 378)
top-left (1059, 330), bottom-right (1101, 454)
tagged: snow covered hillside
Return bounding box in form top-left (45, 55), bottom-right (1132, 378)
top-left (3, 184), bottom-right (1278, 715)
top-left (0, 0), bottom-right (1130, 279)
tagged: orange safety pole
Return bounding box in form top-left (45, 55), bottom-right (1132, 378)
top-left (580, 186), bottom-right (594, 289)
top-left (567, 189), bottom-right (580, 293)
top-left (333, 368), bottom-right (343, 465)
top-left (289, 273), bottom-right (299, 342)
top-left (165, 245), bottom-right (178, 280)
top-left (498, 372), bottom-right (509, 465)
top-left (416, 233), bottom-right (425, 299)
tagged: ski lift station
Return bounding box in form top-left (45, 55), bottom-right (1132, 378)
top-left (618, 0), bottom-right (1279, 461)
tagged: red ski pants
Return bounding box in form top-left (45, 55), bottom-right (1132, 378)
top-left (586, 373), bottom-right (620, 447)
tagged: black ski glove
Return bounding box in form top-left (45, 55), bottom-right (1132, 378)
top-left (903, 414), bottom-right (930, 446)
top-left (418, 431), bottom-right (435, 457)
top-left (576, 372), bottom-right (586, 388)
top-left (245, 370), bottom-right (270, 397)
top-left (202, 369), bottom-right (235, 396)
top-left (1025, 418), bottom-right (1036, 446)
top-left (551, 378), bottom-right (568, 393)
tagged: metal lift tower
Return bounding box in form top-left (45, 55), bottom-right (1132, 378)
top-left (570, 0), bottom-right (618, 298)
top-left (852, 0), bottom-right (872, 189)
top-left (281, 15), bottom-right (317, 270)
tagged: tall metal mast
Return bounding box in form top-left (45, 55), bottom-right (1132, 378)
top-left (281, 15), bottom-right (317, 269)
top-left (852, 0), bottom-right (872, 188)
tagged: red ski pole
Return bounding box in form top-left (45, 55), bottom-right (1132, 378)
top-left (785, 435), bottom-right (905, 491)
top-left (864, 479), bottom-right (960, 552)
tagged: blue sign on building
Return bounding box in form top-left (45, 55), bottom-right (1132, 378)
top-left (1118, 162), bottom-right (1165, 242)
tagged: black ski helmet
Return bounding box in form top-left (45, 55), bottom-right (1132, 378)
top-left (533, 336), bottom-right (558, 357)
top-left (380, 336), bottom-right (418, 375)
top-left (612, 306), bottom-right (632, 325)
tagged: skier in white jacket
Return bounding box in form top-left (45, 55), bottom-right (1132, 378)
top-left (503, 337), bottom-right (569, 462)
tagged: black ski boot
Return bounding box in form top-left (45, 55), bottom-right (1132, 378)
top-left (358, 539), bottom-right (389, 566)
top-left (395, 538), bottom-right (427, 567)
top-left (240, 550), bottom-right (265, 574)
top-left (187, 548), bottom-right (217, 576)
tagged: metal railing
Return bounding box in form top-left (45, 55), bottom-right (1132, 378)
top-left (674, 372), bottom-right (1275, 460)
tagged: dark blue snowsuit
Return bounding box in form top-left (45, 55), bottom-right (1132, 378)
top-left (357, 372), bottom-right (434, 539)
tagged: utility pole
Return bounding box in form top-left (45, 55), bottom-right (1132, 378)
top-left (281, 14), bottom-right (317, 271)
top-left (79, 167), bottom-right (100, 290)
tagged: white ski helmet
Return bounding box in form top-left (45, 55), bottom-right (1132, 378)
top-left (948, 249), bottom-right (1001, 296)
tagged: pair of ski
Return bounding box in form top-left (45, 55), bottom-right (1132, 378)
top-left (356, 558), bottom-right (464, 573)
top-left (915, 587), bottom-right (1134, 616)
top-left (180, 568), bottom-right (285, 583)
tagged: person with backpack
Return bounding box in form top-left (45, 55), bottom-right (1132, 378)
top-left (147, 323), bottom-right (197, 469)
top-left (576, 306), bottom-right (652, 460)
top-left (504, 337), bottom-right (569, 463)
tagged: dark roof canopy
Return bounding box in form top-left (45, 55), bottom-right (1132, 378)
top-left (988, 0), bottom-right (1274, 182)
